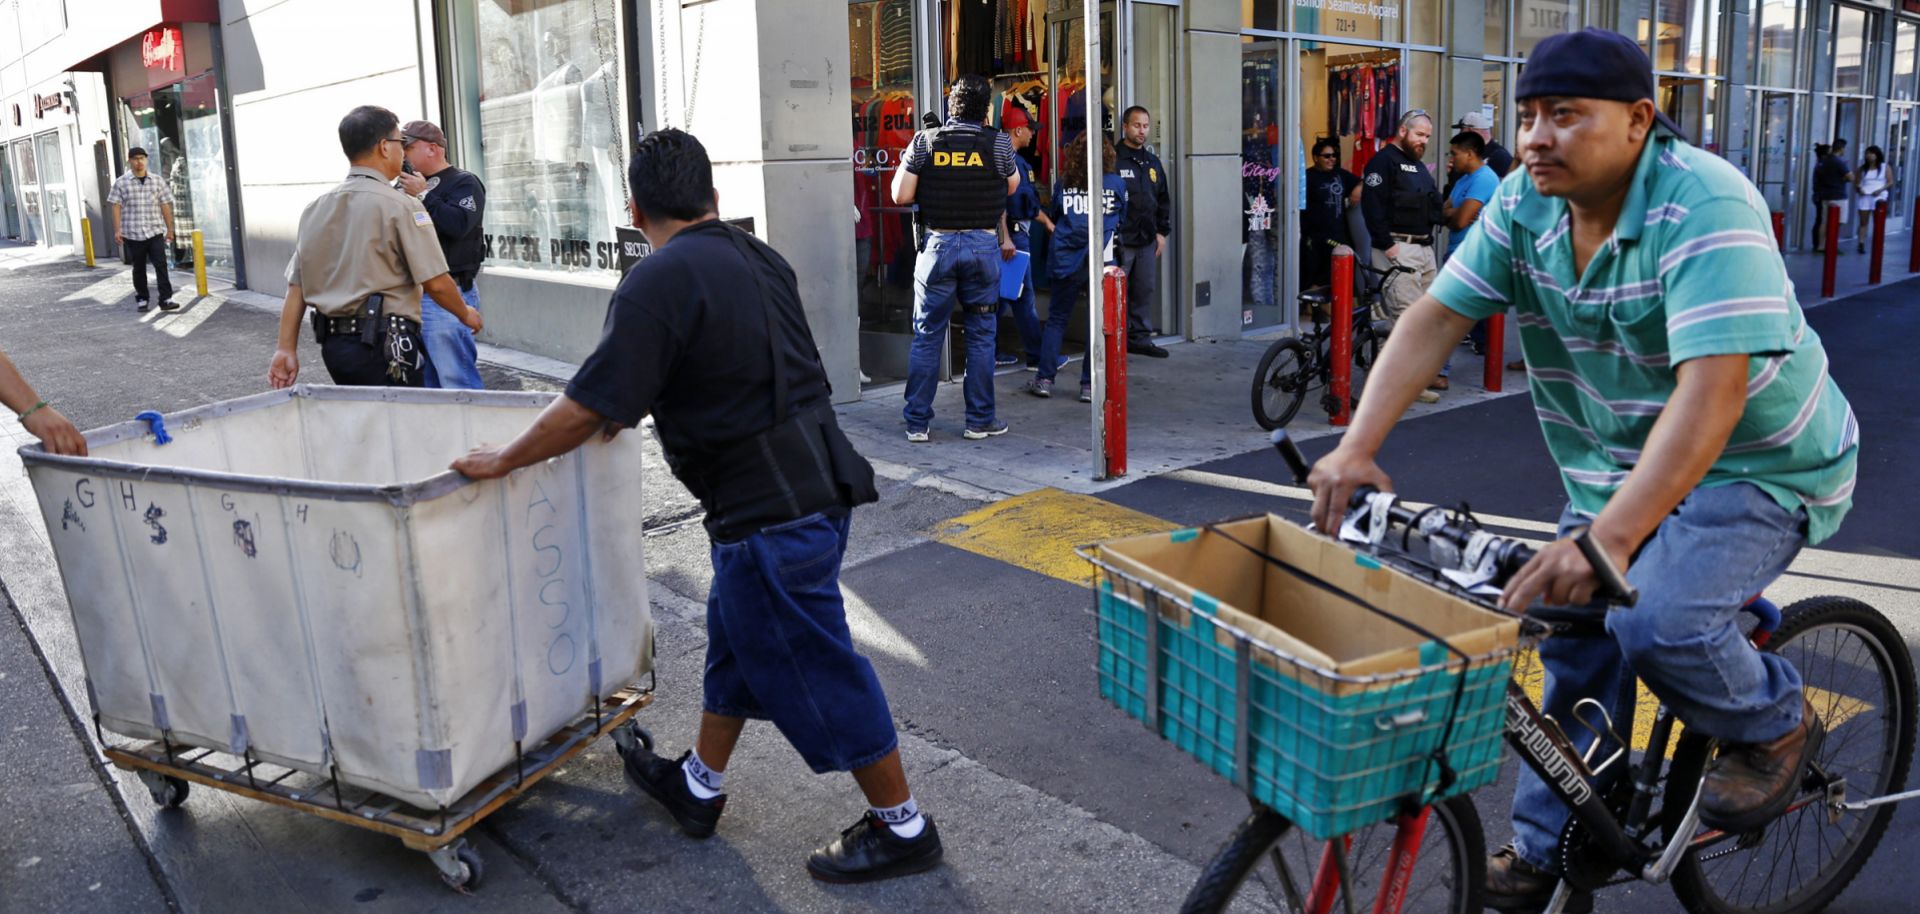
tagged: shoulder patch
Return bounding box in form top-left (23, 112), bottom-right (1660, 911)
top-left (1365, 172), bottom-right (1384, 187)
top-left (459, 195), bottom-right (477, 212)
top-left (414, 210), bottom-right (433, 226)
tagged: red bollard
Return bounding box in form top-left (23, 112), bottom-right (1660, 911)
top-left (1871, 201), bottom-right (1888, 285)
top-left (1329, 247), bottom-right (1355, 427)
top-left (1101, 267), bottom-right (1128, 478)
top-left (1771, 211), bottom-right (1786, 252)
top-left (1821, 204), bottom-right (1840, 299)
top-left (1911, 196), bottom-right (1920, 274)
top-left (1482, 313), bottom-right (1505, 393)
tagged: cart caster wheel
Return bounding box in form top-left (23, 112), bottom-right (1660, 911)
top-left (429, 840), bottom-right (485, 892)
top-left (139, 771), bottom-right (189, 808)
top-left (611, 721), bottom-right (653, 755)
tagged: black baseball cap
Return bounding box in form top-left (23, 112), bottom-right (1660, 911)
top-left (1515, 28), bottom-right (1688, 142)
top-left (127, 146), bottom-right (149, 158)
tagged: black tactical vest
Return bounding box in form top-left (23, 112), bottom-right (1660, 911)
top-left (914, 126), bottom-right (1005, 231)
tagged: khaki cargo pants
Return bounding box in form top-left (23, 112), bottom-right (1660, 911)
top-left (1370, 241), bottom-right (1436, 326)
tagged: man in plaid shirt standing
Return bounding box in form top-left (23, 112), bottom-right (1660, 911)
top-left (106, 146), bottom-right (178, 313)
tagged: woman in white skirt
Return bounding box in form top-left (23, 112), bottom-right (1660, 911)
top-left (1853, 145), bottom-right (1890, 254)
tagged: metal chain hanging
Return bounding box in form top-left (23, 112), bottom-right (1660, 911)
top-left (650, 0), bottom-right (706, 131)
top-left (589, 0), bottom-right (628, 206)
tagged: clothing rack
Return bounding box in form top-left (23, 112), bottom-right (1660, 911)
top-left (1328, 51), bottom-right (1399, 69)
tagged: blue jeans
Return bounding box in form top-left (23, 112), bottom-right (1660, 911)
top-left (1036, 268), bottom-right (1093, 386)
top-left (904, 230), bottom-right (1001, 430)
top-left (1000, 230), bottom-right (1043, 362)
top-left (705, 511), bottom-right (899, 774)
top-left (418, 285), bottom-right (485, 390)
top-left (1511, 483), bottom-right (1808, 871)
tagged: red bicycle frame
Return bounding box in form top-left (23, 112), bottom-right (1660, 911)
top-left (1301, 806), bottom-right (1434, 914)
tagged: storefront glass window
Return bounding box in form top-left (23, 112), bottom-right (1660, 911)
top-left (1754, 0), bottom-right (1799, 88)
top-left (850, 0), bottom-right (917, 385)
top-left (1245, 0), bottom-right (1284, 32)
top-left (11, 142), bottom-right (42, 244)
top-left (1659, 76), bottom-right (1709, 146)
top-left (1513, 0), bottom-right (1582, 56)
top-left (1483, 62), bottom-right (1507, 144)
top-left (1486, 0), bottom-right (1509, 56)
top-left (0, 152), bottom-right (19, 240)
top-left (1295, 0), bottom-right (1402, 42)
top-left (124, 79), bottom-right (237, 274)
top-left (1832, 6), bottom-right (1871, 95)
top-left (1243, 42), bottom-right (1284, 330)
top-left (1408, 0), bottom-right (1441, 46)
top-left (473, 1), bottom-right (626, 274)
top-left (1649, 0), bottom-right (1721, 75)
top-left (1407, 52), bottom-right (1441, 167)
top-left (1896, 20), bottom-right (1917, 102)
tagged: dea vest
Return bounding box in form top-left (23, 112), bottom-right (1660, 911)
top-left (915, 126), bottom-right (1005, 230)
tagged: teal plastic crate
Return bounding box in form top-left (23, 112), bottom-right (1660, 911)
top-left (1093, 572), bottom-right (1514, 840)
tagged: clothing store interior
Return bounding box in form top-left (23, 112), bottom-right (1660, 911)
top-left (851, 0), bottom-right (1116, 388)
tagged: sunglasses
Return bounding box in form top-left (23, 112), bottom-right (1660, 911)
top-left (1399, 109), bottom-right (1431, 128)
top-left (1315, 152), bottom-right (1337, 159)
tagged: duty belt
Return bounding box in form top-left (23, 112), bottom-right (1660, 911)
top-left (322, 314), bottom-right (419, 337)
top-left (1391, 233), bottom-right (1434, 245)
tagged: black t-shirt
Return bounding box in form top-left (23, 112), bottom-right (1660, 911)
top-left (421, 166), bottom-right (487, 279)
top-left (566, 220), bottom-right (830, 468)
top-left (1303, 168), bottom-right (1359, 242)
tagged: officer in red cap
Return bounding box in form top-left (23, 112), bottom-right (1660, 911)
top-left (996, 103), bottom-right (1051, 370)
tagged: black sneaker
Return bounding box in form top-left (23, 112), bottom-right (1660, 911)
top-left (805, 812), bottom-right (944, 884)
top-left (620, 746), bottom-right (724, 839)
top-left (158, 300), bottom-right (181, 313)
top-left (136, 300), bottom-right (151, 313)
top-left (1127, 340), bottom-right (1169, 358)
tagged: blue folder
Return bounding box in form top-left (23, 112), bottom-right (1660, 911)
top-left (998, 250), bottom-right (1031, 300)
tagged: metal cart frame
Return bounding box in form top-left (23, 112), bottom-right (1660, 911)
top-left (102, 686), bottom-right (654, 891)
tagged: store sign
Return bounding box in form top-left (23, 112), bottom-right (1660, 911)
top-left (33, 93), bottom-right (65, 118)
top-left (1296, 0), bottom-right (1401, 23)
top-left (141, 26), bottom-right (183, 72)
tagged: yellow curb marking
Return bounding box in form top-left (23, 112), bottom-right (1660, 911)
top-left (929, 487), bottom-right (1178, 587)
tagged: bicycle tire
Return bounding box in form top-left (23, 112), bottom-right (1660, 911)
top-left (1251, 338), bottom-right (1313, 431)
top-left (1180, 796), bottom-right (1486, 914)
top-left (1664, 596), bottom-right (1917, 914)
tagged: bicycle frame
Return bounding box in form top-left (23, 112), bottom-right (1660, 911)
top-left (1291, 601), bottom-right (1814, 914)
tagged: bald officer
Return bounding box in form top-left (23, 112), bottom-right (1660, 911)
top-left (269, 105), bottom-right (483, 389)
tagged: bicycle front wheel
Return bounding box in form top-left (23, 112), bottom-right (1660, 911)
top-left (1251, 338), bottom-right (1313, 431)
top-left (1181, 796), bottom-right (1485, 914)
top-left (1665, 596), bottom-right (1918, 914)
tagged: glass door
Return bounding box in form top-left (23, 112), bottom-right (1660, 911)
top-left (1890, 103), bottom-right (1915, 228)
top-left (179, 72), bottom-right (236, 273)
top-left (10, 141), bottom-right (43, 244)
top-left (0, 148), bottom-right (19, 240)
top-left (1043, 4), bottom-right (1117, 361)
top-left (1242, 39), bottom-right (1284, 331)
top-left (33, 132), bottom-right (73, 248)
top-left (1755, 91), bottom-right (1799, 245)
top-left (1124, 1), bottom-right (1180, 339)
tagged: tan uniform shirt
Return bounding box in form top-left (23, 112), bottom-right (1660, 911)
top-left (284, 167), bottom-right (449, 321)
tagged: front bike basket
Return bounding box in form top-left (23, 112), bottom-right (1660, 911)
top-left (1082, 515), bottom-right (1520, 840)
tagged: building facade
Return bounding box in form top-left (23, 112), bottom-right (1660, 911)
top-left (2, 0), bottom-right (1915, 404)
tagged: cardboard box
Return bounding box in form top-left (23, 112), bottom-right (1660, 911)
top-left (1095, 514), bottom-right (1518, 687)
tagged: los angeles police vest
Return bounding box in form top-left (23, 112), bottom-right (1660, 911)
top-left (914, 126), bottom-right (1005, 231)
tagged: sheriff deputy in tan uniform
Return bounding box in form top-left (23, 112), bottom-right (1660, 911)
top-left (268, 105), bottom-right (483, 389)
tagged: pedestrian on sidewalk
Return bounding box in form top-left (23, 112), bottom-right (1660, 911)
top-left (397, 120), bottom-right (488, 390)
top-left (1852, 145), bottom-right (1889, 256)
top-left (1029, 131), bottom-right (1126, 403)
top-left (0, 350), bottom-right (85, 456)
top-left (1442, 131), bottom-right (1500, 391)
top-left (1115, 106), bottom-right (1173, 358)
top-left (1451, 111), bottom-right (1514, 178)
top-left (268, 106), bottom-right (483, 389)
top-left (995, 102), bottom-right (1048, 370)
top-left (891, 74), bottom-right (1020, 443)
top-left (1810, 140), bottom-right (1850, 253)
top-left (1361, 110), bottom-right (1444, 403)
top-left (106, 147), bottom-right (177, 314)
top-left (1301, 138), bottom-right (1361, 293)
top-left (453, 128), bottom-right (944, 885)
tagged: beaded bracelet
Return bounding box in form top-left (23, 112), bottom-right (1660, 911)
top-left (18, 400), bottom-right (48, 423)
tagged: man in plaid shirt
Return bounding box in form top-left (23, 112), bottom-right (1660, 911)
top-left (106, 146), bottom-right (177, 313)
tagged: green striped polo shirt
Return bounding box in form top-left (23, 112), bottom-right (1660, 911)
top-left (1429, 131), bottom-right (1858, 544)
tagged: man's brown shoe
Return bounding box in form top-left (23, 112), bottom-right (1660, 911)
top-left (1699, 697), bottom-right (1824, 833)
top-left (1485, 844), bottom-right (1592, 913)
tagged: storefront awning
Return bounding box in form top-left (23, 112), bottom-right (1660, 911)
top-left (49, 0), bottom-right (218, 74)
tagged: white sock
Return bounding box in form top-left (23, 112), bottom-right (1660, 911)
top-left (872, 796), bottom-right (925, 839)
top-left (682, 751), bottom-right (724, 800)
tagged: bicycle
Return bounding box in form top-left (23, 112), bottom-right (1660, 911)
top-left (1250, 263), bottom-right (1411, 431)
top-left (1161, 434), bottom-right (1916, 914)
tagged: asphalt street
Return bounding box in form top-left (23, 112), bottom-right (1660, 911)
top-left (0, 248), bottom-right (1914, 913)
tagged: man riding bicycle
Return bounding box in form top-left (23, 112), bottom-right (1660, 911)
top-left (1306, 29), bottom-right (1859, 913)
